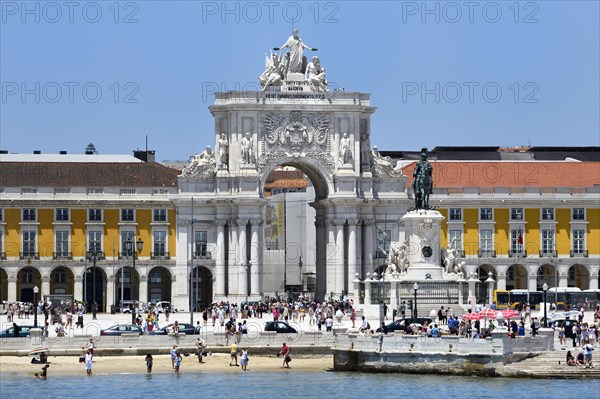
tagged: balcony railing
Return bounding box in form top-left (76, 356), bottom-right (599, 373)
top-left (86, 251), bottom-right (106, 261)
top-left (508, 250), bottom-right (528, 258)
top-left (53, 252), bottom-right (73, 260)
top-left (151, 252), bottom-right (171, 260)
top-left (539, 250), bottom-right (558, 257)
top-left (20, 252), bottom-right (40, 260)
top-left (193, 251), bottom-right (212, 260)
top-left (478, 250), bottom-right (496, 258)
top-left (118, 252), bottom-right (138, 260)
top-left (570, 250), bottom-right (589, 258)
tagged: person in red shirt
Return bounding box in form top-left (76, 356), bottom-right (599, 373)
top-left (278, 342), bottom-right (291, 368)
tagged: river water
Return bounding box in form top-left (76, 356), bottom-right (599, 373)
top-left (1, 371), bottom-right (597, 398)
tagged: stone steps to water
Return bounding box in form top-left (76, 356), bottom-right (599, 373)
top-left (502, 351), bottom-right (600, 379)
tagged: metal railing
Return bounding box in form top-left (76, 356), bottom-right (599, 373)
top-left (19, 252), bottom-right (39, 260)
top-left (539, 250), bottom-right (557, 257)
top-left (193, 251), bottom-right (212, 260)
top-left (398, 282), bottom-right (461, 304)
top-left (478, 250), bottom-right (496, 258)
top-left (151, 252), bottom-right (171, 260)
top-left (53, 252), bottom-right (73, 260)
top-left (570, 250), bottom-right (588, 258)
top-left (508, 250), bottom-right (527, 258)
top-left (86, 251), bottom-right (106, 261)
top-left (118, 252), bottom-right (138, 260)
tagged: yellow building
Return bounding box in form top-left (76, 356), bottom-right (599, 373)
top-left (0, 152), bottom-right (178, 312)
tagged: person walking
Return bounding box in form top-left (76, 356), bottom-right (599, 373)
top-left (84, 350), bottom-right (93, 375)
top-left (170, 345), bottom-right (177, 369)
top-left (195, 338), bottom-right (205, 363)
top-left (230, 342), bottom-right (239, 366)
top-left (279, 342), bottom-right (291, 368)
top-left (174, 353), bottom-right (182, 372)
top-left (240, 348), bottom-right (249, 371)
top-left (145, 353), bottom-right (153, 373)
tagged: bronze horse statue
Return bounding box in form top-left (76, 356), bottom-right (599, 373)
top-left (412, 148), bottom-right (433, 210)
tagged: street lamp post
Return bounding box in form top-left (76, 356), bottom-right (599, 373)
top-left (298, 256), bottom-right (303, 298)
top-left (413, 282), bottom-right (419, 318)
top-left (90, 248), bottom-right (98, 320)
top-left (125, 238), bottom-right (144, 324)
top-left (542, 282), bottom-right (548, 328)
top-left (33, 285), bottom-right (39, 328)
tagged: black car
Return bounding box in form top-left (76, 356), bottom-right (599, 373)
top-left (550, 319), bottom-right (580, 339)
top-left (152, 323), bottom-right (197, 335)
top-left (100, 324), bottom-right (143, 336)
top-left (376, 317), bottom-right (433, 333)
top-left (264, 321), bottom-right (297, 334)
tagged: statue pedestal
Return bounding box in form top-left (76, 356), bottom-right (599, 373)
top-left (405, 262), bottom-right (444, 280)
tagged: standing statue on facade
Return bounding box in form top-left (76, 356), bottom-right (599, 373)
top-left (241, 133), bottom-right (255, 164)
top-left (412, 148), bottom-right (433, 209)
top-left (274, 29), bottom-right (317, 75)
top-left (339, 133), bottom-right (352, 165)
top-left (305, 56), bottom-right (328, 92)
top-left (218, 133), bottom-right (229, 169)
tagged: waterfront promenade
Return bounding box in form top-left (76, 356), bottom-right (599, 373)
top-left (1, 311), bottom-right (598, 379)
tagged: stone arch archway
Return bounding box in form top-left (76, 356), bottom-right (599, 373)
top-left (147, 266), bottom-right (172, 304)
top-left (0, 267), bottom-right (7, 302)
top-left (191, 266), bottom-right (213, 311)
top-left (536, 263), bottom-right (558, 290)
top-left (84, 266), bottom-right (107, 312)
top-left (506, 264), bottom-right (528, 290)
top-left (49, 266), bottom-right (74, 296)
top-left (17, 266), bottom-right (42, 302)
top-left (568, 264), bottom-right (590, 289)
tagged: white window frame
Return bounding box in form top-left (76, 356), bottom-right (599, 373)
top-left (572, 208), bottom-right (585, 221)
top-left (479, 229), bottom-right (494, 252)
top-left (510, 208), bottom-right (523, 221)
top-left (22, 228), bottom-right (37, 256)
top-left (449, 208), bottom-right (462, 221)
top-left (153, 209), bottom-right (167, 223)
top-left (152, 230), bottom-right (168, 256)
top-left (572, 229), bottom-right (586, 254)
top-left (541, 229), bottom-right (555, 255)
top-left (88, 230), bottom-right (103, 253)
top-left (541, 208), bottom-right (554, 221)
top-left (55, 208), bottom-right (70, 222)
top-left (88, 208), bottom-right (103, 222)
top-left (120, 208), bottom-right (135, 222)
top-left (479, 208), bottom-right (493, 221)
top-left (120, 230), bottom-right (135, 255)
top-left (194, 230), bottom-right (208, 257)
top-left (448, 230), bottom-right (463, 252)
top-left (510, 228), bottom-right (525, 255)
top-left (22, 208), bottom-right (37, 221)
top-left (55, 230), bottom-right (70, 257)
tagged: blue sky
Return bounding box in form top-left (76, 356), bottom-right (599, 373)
top-left (1, 1), bottom-right (598, 161)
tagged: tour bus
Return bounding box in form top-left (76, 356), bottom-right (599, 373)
top-left (494, 287), bottom-right (599, 311)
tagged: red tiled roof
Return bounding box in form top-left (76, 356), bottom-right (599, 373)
top-left (0, 162), bottom-right (180, 187)
top-left (402, 161), bottom-right (600, 188)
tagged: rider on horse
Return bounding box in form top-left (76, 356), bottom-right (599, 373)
top-left (412, 147), bottom-right (433, 209)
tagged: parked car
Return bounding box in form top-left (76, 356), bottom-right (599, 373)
top-left (152, 322), bottom-right (197, 335)
top-left (550, 319), bottom-right (580, 339)
top-left (264, 321), bottom-right (297, 334)
top-left (153, 301), bottom-right (173, 313)
top-left (0, 324), bottom-right (36, 338)
top-left (100, 324), bottom-right (143, 336)
top-left (376, 317), bottom-right (433, 333)
top-left (119, 300), bottom-right (144, 314)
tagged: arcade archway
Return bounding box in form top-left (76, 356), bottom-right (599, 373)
top-left (506, 264), bottom-right (528, 290)
top-left (536, 263), bottom-right (558, 290)
top-left (0, 268), bottom-right (7, 302)
top-left (190, 266), bottom-right (212, 310)
top-left (568, 264), bottom-right (590, 289)
top-left (17, 267), bottom-right (41, 302)
top-left (115, 266), bottom-right (139, 305)
top-left (84, 266), bottom-right (106, 312)
top-left (148, 266), bottom-right (172, 304)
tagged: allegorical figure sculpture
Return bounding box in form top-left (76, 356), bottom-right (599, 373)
top-left (182, 146), bottom-right (216, 177)
top-left (412, 147), bottom-right (433, 209)
top-left (339, 133), bottom-right (352, 165)
top-left (275, 29), bottom-right (317, 75)
top-left (443, 240), bottom-right (466, 277)
top-left (259, 53), bottom-right (285, 91)
top-left (241, 132), bottom-right (255, 164)
top-left (305, 56), bottom-right (328, 92)
top-left (218, 133), bottom-right (229, 169)
top-left (388, 241), bottom-right (410, 274)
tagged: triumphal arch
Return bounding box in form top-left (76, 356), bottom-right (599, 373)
top-left (174, 30), bottom-right (408, 307)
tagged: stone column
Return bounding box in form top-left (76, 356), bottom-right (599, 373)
top-left (363, 220), bottom-right (374, 274)
top-left (364, 274), bottom-right (372, 305)
top-left (315, 219), bottom-right (327, 301)
top-left (249, 220), bottom-right (261, 297)
top-left (106, 276), bottom-right (115, 311)
top-left (215, 221), bottom-right (226, 298)
top-left (467, 276), bottom-right (477, 306)
top-left (390, 280), bottom-right (398, 314)
top-left (73, 276), bottom-right (83, 302)
top-left (496, 271), bottom-right (507, 291)
top-left (8, 276), bottom-right (17, 302)
top-left (334, 219), bottom-right (345, 298)
top-left (558, 270), bottom-right (568, 288)
top-left (528, 270), bottom-right (537, 293)
top-left (238, 220), bottom-right (248, 299)
top-left (325, 221), bottom-right (337, 298)
top-left (171, 276), bottom-right (178, 310)
top-left (347, 219), bottom-right (358, 296)
top-left (139, 275), bottom-right (148, 305)
top-left (589, 267), bottom-right (600, 290)
top-left (457, 280), bottom-right (464, 306)
top-left (41, 276), bottom-right (50, 300)
top-left (229, 221), bottom-right (239, 295)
